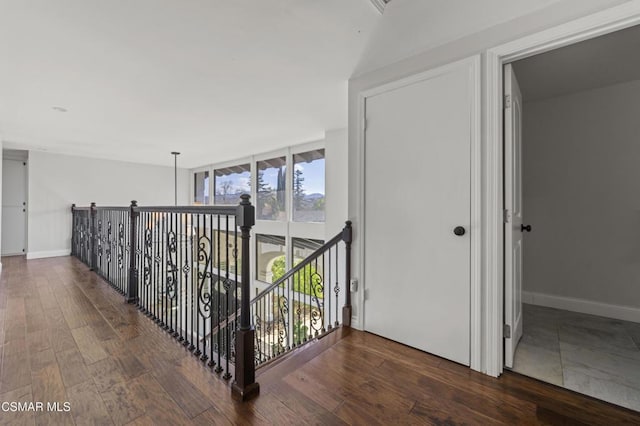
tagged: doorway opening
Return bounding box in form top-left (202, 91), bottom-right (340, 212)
top-left (504, 24), bottom-right (640, 411)
top-left (2, 149), bottom-right (28, 257)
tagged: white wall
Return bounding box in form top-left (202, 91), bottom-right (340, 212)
top-left (523, 79), bottom-right (640, 311)
top-left (355, 0), bottom-right (627, 76)
top-left (357, 0), bottom-right (568, 75)
top-left (324, 128), bottom-right (348, 239)
top-left (27, 150), bottom-right (189, 258)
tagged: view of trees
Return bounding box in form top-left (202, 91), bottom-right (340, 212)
top-left (257, 161), bottom-right (286, 220)
top-left (292, 151), bottom-right (325, 222)
top-left (270, 256), bottom-right (323, 299)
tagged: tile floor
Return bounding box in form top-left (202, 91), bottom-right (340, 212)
top-left (512, 304), bottom-right (640, 412)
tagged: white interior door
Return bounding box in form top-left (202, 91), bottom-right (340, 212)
top-left (504, 64), bottom-right (524, 368)
top-left (2, 159), bottom-right (27, 256)
top-left (363, 63), bottom-right (472, 366)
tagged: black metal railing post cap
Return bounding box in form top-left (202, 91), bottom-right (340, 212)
top-left (237, 194), bottom-right (255, 228)
top-left (342, 220), bottom-right (353, 244)
top-left (130, 200), bottom-right (138, 206)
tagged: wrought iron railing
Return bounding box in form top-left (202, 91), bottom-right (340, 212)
top-left (71, 205), bottom-right (91, 265)
top-left (251, 221), bottom-right (352, 367)
top-left (70, 195), bottom-right (260, 400)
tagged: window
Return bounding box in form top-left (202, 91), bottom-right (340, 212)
top-left (193, 171), bottom-right (209, 205)
top-left (257, 157), bottom-right (286, 221)
top-left (293, 149), bottom-right (325, 222)
top-left (292, 238), bottom-right (324, 263)
top-left (256, 234), bottom-right (286, 283)
top-left (214, 164), bottom-right (251, 205)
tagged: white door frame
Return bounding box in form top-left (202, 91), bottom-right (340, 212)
top-left (357, 55), bottom-right (482, 371)
top-left (486, 1), bottom-right (640, 377)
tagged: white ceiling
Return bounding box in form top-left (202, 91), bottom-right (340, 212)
top-left (0, 1), bottom-right (379, 168)
top-left (513, 23), bottom-right (640, 102)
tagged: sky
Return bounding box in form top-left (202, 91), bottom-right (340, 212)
top-left (293, 158), bottom-right (325, 195)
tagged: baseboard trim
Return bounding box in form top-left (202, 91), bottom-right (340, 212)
top-left (26, 249), bottom-right (71, 260)
top-left (523, 291), bottom-right (640, 323)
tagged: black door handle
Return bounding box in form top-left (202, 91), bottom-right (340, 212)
top-left (453, 226), bottom-right (466, 236)
top-left (521, 224), bottom-right (532, 232)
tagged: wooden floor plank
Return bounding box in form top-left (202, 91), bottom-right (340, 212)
top-left (26, 329), bottom-right (51, 354)
top-left (87, 357), bottom-right (129, 393)
top-left (0, 384), bottom-right (36, 426)
top-left (66, 379), bottom-right (114, 426)
top-left (55, 347), bottom-right (92, 388)
top-left (99, 379), bottom-right (146, 425)
top-left (71, 325), bottom-right (109, 365)
top-left (1, 343), bottom-right (31, 393)
top-left (128, 373), bottom-right (194, 426)
top-left (154, 369), bottom-right (213, 419)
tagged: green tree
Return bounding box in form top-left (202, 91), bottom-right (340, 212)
top-left (293, 319), bottom-right (308, 343)
top-left (293, 168), bottom-right (305, 209)
top-left (270, 256), bottom-right (323, 299)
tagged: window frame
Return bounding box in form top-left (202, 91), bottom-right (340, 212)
top-left (189, 141), bottom-right (325, 291)
top-left (212, 158), bottom-right (252, 206)
top-left (190, 165), bottom-right (213, 205)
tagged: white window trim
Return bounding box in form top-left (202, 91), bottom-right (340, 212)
top-left (190, 140), bottom-right (327, 289)
top-left (191, 167), bottom-right (212, 205)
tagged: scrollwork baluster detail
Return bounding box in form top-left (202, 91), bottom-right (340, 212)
top-left (144, 228), bottom-right (152, 286)
top-left (117, 223), bottom-right (124, 270)
top-left (197, 235), bottom-right (212, 319)
top-left (166, 230), bottom-right (178, 300)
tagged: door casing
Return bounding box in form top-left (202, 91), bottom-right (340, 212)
top-left (488, 2), bottom-right (640, 377)
top-left (357, 55), bottom-right (482, 371)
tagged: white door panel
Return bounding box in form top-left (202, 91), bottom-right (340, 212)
top-left (2, 159), bottom-right (27, 256)
top-left (504, 63), bottom-right (524, 368)
top-left (364, 64), bottom-right (472, 366)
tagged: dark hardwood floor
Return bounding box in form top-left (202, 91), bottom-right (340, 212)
top-left (1, 255), bottom-right (639, 425)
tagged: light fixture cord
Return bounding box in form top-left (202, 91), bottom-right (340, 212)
top-left (174, 154), bottom-right (178, 206)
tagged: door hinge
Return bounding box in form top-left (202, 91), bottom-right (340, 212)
top-left (362, 117), bottom-right (368, 131)
top-left (504, 94), bottom-right (511, 109)
top-left (503, 324), bottom-right (511, 338)
top-left (503, 209), bottom-right (509, 224)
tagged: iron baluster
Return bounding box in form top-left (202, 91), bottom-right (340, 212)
top-left (342, 221), bottom-right (352, 326)
top-left (215, 214), bottom-right (222, 374)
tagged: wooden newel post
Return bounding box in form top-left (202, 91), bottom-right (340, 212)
top-left (90, 202), bottom-right (97, 271)
top-left (71, 204), bottom-right (76, 257)
top-left (342, 221), bottom-right (353, 327)
top-left (232, 194), bottom-right (260, 401)
top-left (127, 201), bottom-right (139, 304)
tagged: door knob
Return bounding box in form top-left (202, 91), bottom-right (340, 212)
top-left (453, 226), bottom-right (466, 236)
top-left (521, 224), bottom-right (532, 232)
